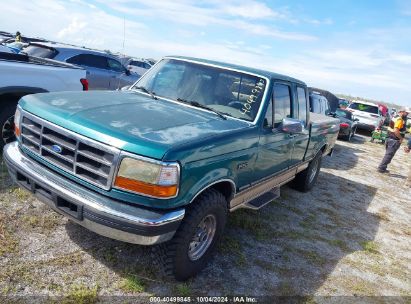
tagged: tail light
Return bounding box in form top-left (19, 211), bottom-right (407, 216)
top-left (340, 122), bottom-right (350, 128)
top-left (80, 78), bottom-right (89, 91)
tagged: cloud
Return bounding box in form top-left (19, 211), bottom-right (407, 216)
top-left (97, 0), bottom-right (317, 41)
top-left (57, 17), bottom-right (87, 39)
top-left (219, 1), bottom-right (286, 19)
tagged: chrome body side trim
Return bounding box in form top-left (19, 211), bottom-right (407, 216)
top-left (229, 160), bottom-right (311, 211)
top-left (188, 178), bottom-right (236, 205)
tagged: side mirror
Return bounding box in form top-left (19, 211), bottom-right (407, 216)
top-left (125, 69), bottom-right (131, 76)
top-left (354, 118), bottom-right (359, 122)
top-left (281, 118), bottom-right (303, 134)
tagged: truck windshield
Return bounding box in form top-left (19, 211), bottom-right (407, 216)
top-left (132, 59), bottom-right (267, 122)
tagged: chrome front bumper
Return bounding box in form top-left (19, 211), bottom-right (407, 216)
top-left (3, 142), bottom-right (185, 245)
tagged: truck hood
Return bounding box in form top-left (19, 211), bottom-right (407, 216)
top-left (20, 91), bottom-right (251, 159)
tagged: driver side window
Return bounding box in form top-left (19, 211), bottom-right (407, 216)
top-left (273, 83), bottom-right (292, 128)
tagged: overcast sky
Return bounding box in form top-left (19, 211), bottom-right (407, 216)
top-left (1, 0), bottom-right (411, 107)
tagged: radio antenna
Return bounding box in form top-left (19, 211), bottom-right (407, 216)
top-left (117, 16), bottom-right (126, 90)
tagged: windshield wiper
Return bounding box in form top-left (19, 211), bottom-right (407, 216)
top-left (134, 86), bottom-right (158, 100)
top-left (176, 98), bottom-right (227, 120)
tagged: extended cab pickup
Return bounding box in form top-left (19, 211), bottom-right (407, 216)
top-left (4, 56), bottom-right (339, 280)
top-left (0, 52), bottom-right (88, 149)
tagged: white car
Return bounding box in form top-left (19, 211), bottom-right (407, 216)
top-left (125, 58), bottom-right (152, 76)
top-left (347, 100), bottom-right (384, 132)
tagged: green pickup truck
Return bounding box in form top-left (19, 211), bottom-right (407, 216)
top-left (4, 56), bottom-right (339, 280)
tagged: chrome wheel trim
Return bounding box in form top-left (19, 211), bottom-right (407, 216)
top-left (308, 157), bottom-right (319, 184)
top-left (188, 214), bottom-right (217, 261)
top-left (1, 115), bottom-right (15, 144)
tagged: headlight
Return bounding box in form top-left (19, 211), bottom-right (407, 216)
top-left (14, 106), bottom-right (22, 138)
top-left (114, 156), bottom-right (180, 198)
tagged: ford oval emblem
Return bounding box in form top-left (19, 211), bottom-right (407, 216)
top-left (51, 144), bottom-right (63, 154)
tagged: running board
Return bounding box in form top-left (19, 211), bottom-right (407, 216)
top-left (243, 187), bottom-right (280, 210)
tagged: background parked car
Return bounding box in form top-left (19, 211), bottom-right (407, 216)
top-left (332, 108), bottom-right (359, 141)
top-left (23, 42), bottom-right (139, 90)
top-left (309, 91), bottom-right (330, 115)
top-left (308, 87), bottom-right (340, 112)
top-left (347, 100), bottom-right (385, 132)
top-left (124, 58), bottom-right (152, 76)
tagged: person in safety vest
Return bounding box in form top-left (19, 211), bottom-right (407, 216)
top-left (377, 109), bottom-right (408, 173)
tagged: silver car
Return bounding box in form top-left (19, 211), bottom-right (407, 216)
top-left (23, 42), bottom-right (140, 90)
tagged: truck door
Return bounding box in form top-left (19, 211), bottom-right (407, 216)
top-left (255, 82), bottom-right (293, 180)
top-left (290, 86), bottom-right (310, 166)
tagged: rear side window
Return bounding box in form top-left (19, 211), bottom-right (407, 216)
top-left (297, 87), bottom-right (307, 125)
top-left (273, 83), bottom-right (292, 127)
top-left (130, 60), bottom-right (151, 69)
top-left (350, 103), bottom-right (379, 114)
top-left (23, 45), bottom-right (58, 59)
top-left (67, 54), bottom-right (108, 69)
top-left (107, 58), bottom-right (125, 72)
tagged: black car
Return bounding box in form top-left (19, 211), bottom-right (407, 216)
top-left (333, 108), bottom-right (359, 141)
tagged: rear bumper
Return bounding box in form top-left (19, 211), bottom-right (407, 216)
top-left (3, 142), bottom-right (185, 245)
top-left (356, 123), bottom-right (376, 131)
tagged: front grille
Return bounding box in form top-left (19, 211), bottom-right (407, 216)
top-left (20, 111), bottom-right (120, 190)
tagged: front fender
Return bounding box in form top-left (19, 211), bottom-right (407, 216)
top-left (178, 165), bottom-right (236, 207)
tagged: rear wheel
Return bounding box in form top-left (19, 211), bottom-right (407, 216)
top-left (153, 189), bottom-right (227, 281)
top-left (0, 101), bottom-right (18, 150)
top-left (291, 150), bottom-right (322, 192)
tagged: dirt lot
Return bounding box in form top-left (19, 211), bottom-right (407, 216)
top-left (0, 134), bottom-right (410, 302)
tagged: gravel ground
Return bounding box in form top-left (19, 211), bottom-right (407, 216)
top-left (0, 133), bottom-right (410, 302)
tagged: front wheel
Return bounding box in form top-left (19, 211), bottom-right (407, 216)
top-left (291, 151), bottom-right (322, 192)
top-left (0, 102), bottom-right (18, 150)
top-left (153, 189), bottom-right (227, 281)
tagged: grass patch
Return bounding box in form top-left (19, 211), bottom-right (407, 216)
top-left (102, 248), bottom-right (118, 264)
top-left (277, 281), bottom-right (295, 296)
top-left (175, 283), bottom-right (191, 296)
top-left (374, 208), bottom-right (390, 221)
top-left (299, 214), bottom-right (317, 229)
top-left (20, 212), bottom-right (61, 234)
top-left (64, 284), bottom-right (98, 304)
top-left (0, 214), bottom-right (18, 256)
top-left (346, 278), bottom-right (376, 295)
top-left (281, 203), bottom-right (304, 216)
top-left (219, 235), bottom-right (242, 254)
top-left (298, 249), bottom-right (326, 266)
top-left (360, 241), bottom-right (380, 254)
top-left (11, 187), bottom-right (32, 201)
top-left (228, 210), bottom-right (272, 240)
top-left (326, 239), bottom-right (349, 251)
top-left (254, 258), bottom-right (277, 272)
top-left (118, 274), bottom-right (145, 293)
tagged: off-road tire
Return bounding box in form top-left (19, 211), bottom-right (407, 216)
top-left (152, 189), bottom-right (227, 281)
top-left (0, 101), bottom-right (18, 150)
top-left (291, 150), bottom-right (322, 192)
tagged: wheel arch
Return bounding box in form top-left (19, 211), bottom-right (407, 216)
top-left (0, 86), bottom-right (48, 103)
top-left (188, 179), bottom-right (236, 209)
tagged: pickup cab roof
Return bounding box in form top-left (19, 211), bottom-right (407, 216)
top-left (167, 56), bottom-right (307, 86)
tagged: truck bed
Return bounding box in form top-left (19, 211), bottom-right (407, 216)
top-left (0, 52), bottom-right (83, 69)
